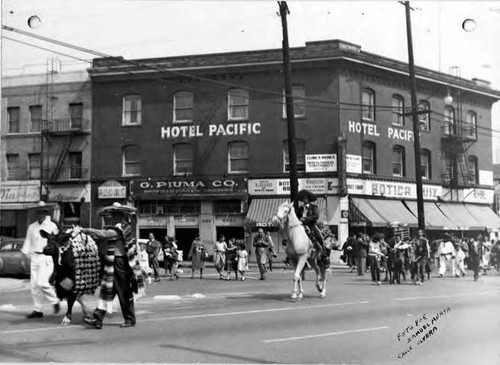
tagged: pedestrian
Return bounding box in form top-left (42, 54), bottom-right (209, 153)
top-left (481, 236), bottom-right (492, 275)
top-left (266, 231), bottom-right (277, 272)
top-left (414, 230), bottom-right (429, 284)
top-left (21, 202), bottom-right (61, 319)
top-left (188, 235), bottom-right (206, 279)
top-left (225, 237), bottom-right (239, 280)
top-left (82, 202), bottom-right (144, 329)
top-left (368, 234), bottom-right (384, 285)
top-left (438, 233), bottom-right (456, 277)
top-left (214, 234), bottom-right (227, 280)
top-left (253, 228), bottom-right (270, 280)
top-left (138, 243), bottom-right (152, 284)
top-left (455, 242), bottom-right (467, 277)
top-left (146, 232), bottom-right (162, 282)
top-left (469, 238), bottom-right (482, 281)
top-left (163, 236), bottom-right (179, 280)
top-left (354, 233), bottom-right (368, 276)
top-left (236, 240), bottom-right (249, 281)
top-left (341, 234), bottom-right (356, 272)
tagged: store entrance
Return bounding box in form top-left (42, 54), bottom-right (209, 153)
top-left (216, 226), bottom-right (245, 241)
top-left (174, 228), bottom-right (199, 260)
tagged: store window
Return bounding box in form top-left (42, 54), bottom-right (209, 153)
top-left (214, 200), bottom-right (241, 214)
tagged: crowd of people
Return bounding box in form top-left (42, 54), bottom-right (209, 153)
top-left (341, 230), bottom-right (500, 285)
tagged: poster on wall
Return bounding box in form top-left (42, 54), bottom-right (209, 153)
top-left (305, 154), bottom-right (337, 172)
top-left (346, 154), bottom-right (362, 174)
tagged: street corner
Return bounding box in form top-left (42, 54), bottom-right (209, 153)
top-left (0, 277), bottom-right (30, 292)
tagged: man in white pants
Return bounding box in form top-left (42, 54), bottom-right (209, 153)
top-left (22, 202), bottom-right (60, 319)
top-left (438, 234), bottom-right (456, 277)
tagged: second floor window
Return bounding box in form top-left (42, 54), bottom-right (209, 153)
top-left (69, 152), bottom-right (82, 179)
top-left (69, 103), bottom-right (83, 128)
top-left (392, 95), bottom-right (405, 126)
top-left (228, 89), bottom-right (249, 120)
top-left (420, 149), bottom-right (431, 180)
top-left (417, 100), bottom-right (431, 131)
top-left (444, 106), bottom-right (455, 135)
top-left (6, 154), bottom-right (20, 180)
top-left (283, 139), bottom-right (305, 172)
top-left (122, 95), bottom-right (142, 126)
top-left (465, 111), bottom-right (477, 140)
top-left (362, 89), bottom-right (375, 121)
top-left (283, 85), bottom-right (306, 118)
top-left (8, 107), bottom-right (20, 133)
top-left (228, 141), bottom-right (249, 173)
top-left (173, 91), bottom-right (194, 123)
top-left (122, 145), bottom-right (141, 176)
top-left (174, 143), bottom-right (193, 175)
top-left (362, 141), bottom-right (376, 174)
top-left (28, 153), bottom-right (41, 180)
top-left (29, 105), bottom-right (42, 132)
top-left (468, 155), bottom-right (478, 184)
top-left (392, 146), bottom-right (405, 177)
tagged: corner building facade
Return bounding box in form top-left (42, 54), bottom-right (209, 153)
top-left (89, 39), bottom-right (500, 253)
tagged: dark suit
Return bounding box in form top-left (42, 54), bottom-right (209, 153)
top-left (298, 203), bottom-right (324, 250)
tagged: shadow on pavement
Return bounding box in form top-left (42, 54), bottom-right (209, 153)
top-left (160, 343), bottom-right (274, 364)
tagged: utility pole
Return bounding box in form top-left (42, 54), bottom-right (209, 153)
top-left (403, 1), bottom-right (425, 231)
top-left (279, 1), bottom-right (299, 211)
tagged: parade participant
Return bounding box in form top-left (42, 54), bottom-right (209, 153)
top-left (253, 228), bottom-right (270, 280)
top-left (22, 202), bottom-right (61, 319)
top-left (469, 237), bottom-right (483, 281)
top-left (438, 233), bottom-right (456, 277)
top-left (297, 189), bottom-right (330, 265)
top-left (214, 235), bottom-right (228, 280)
top-left (225, 237), bottom-right (239, 280)
top-left (368, 234), bottom-right (385, 285)
top-left (163, 236), bottom-right (179, 280)
top-left (455, 242), bottom-right (467, 277)
top-left (146, 232), bottom-right (162, 282)
top-left (414, 230), bottom-right (429, 283)
top-left (82, 202), bottom-right (144, 329)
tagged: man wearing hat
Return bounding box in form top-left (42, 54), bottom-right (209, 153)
top-left (82, 202), bottom-right (144, 329)
top-left (22, 202), bottom-right (61, 318)
top-left (297, 189), bottom-right (330, 265)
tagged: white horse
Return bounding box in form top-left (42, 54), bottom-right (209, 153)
top-left (272, 202), bottom-right (328, 299)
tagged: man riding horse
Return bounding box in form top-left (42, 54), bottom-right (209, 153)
top-left (297, 189), bottom-right (331, 265)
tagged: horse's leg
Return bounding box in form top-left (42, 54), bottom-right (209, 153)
top-left (315, 257), bottom-right (327, 298)
top-left (62, 294), bottom-right (77, 326)
top-left (292, 256), bottom-right (308, 300)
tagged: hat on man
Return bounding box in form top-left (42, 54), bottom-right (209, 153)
top-left (97, 202), bottom-right (137, 216)
top-left (33, 201), bottom-right (51, 213)
top-left (297, 189), bottom-right (317, 202)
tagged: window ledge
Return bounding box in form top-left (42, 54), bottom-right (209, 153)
top-left (121, 124), bottom-right (142, 128)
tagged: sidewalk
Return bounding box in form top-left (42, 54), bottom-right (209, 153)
top-left (0, 277), bottom-right (30, 292)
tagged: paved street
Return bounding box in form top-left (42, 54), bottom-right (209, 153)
top-left (1, 265), bottom-right (499, 365)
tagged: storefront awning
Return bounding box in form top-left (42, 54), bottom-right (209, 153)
top-left (0, 202), bottom-right (58, 211)
top-left (435, 202), bottom-right (483, 230)
top-left (404, 201), bottom-right (456, 230)
top-left (349, 197), bottom-right (418, 227)
top-left (245, 197), bottom-right (328, 227)
top-left (463, 204), bottom-right (500, 231)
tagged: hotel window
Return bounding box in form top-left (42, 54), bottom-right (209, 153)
top-left (122, 145), bottom-right (141, 176)
top-left (173, 91), bottom-right (194, 123)
top-left (228, 89), bottom-right (249, 121)
top-left (362, 141), bottom-right (376, 174)
top-left (228, 141), bottom-right (249, 173)
top-left (69, 103), bottom-right (83, 128)
top-left (6, 154), bottom-right (20, 180)
top-left (29, 105), bottom-right (42, 132)
top-left (465, 111), bottom-right (477, 140)
top-left (174, 143), bottom-right (193, 175)
top-left (361, 88), bottom-right (375, 121)
top-left (122, 95), bottom-right (142, 126)
top-left (69, 152), bottom-right (82, 179)
top-left (417, 100), bottom-right (431, 131)
top-left (444, 106), bottom-right (455, 135)
top-left (392, 145), bottom-right (405, 177)
top-left (8, 107), bottom-right (20, 133)
top-left (28, 153), bottom-right (41, 180)
top-left (283, 85), bottom-right (306, 118)
top-left (468, 155), bottom-right (478, 184)
top-left (283, 139), bottom-right (305, 172)
top-left (420, 149), bottom-right (431, 180)
top-left (392, 95), bottom-right (405, 126)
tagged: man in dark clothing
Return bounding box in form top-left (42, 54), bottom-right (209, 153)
top-left (146, 232), bottom-right (162, 282)
top-left (354, 233), bottom-right (368, 276)
top-left (253, 228), bottom-right (270, 280)
top-left (297, 189), bottom-right (330, 265)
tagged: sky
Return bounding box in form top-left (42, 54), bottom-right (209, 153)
top-left (2, 0), bottom-right (500, 157)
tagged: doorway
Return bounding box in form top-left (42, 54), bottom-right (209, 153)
top-left (216, 226), bottom-right (245, 241)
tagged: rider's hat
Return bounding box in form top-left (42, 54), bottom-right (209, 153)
top-left (297, 189), bottom-right (317, 202)
top-left (97, 202), bottom-right (137, 216)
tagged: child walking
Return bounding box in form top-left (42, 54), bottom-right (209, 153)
top-left (236, 241), bottom-right (249, 281)
top-left (138, 243), bottom-right (152, 284)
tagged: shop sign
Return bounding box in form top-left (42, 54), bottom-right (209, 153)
top-left (49, 184), bottom-right (90, 202)
top-left (249, 179), bottom-right (277, 194)
top-left (174, 215), bottom-right (199, 226)
top-left (249, 178), bottom-right (336, 196)
top-left (348, 120), bottom-right (414, 142)
top-left (161, 122), bottom-right (261, 139)
top-left (131, 177), bottom-right (246, 198)
top-left (138, 216), bottom-right (168, 226)
top-left (305, 154), bottom-right (337, 172)
top-left (462, 188), bottom-right (494, 204)
top-left (0, 181), bottom-right (39, 203)
top-left (346, 178), bottom-right (442, 200)
top-left (98, 180), bottom-right (126, 199)
top-left (479, 170), bottom-right (494, 186)
top-left (346, 154), bottom-right (362, 174)
top-left (214, 215), bottom-right (244, 226)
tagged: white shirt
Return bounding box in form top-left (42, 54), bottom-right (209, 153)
top-left (440, 240), bottom-right (455, 256)
top-left (22, 217), bottom-right (58, 256)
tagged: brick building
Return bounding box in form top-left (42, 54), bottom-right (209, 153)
top-left (1, 70), bottom-right (92, 236)
top-left (89, 39), bottom-right (500, 254)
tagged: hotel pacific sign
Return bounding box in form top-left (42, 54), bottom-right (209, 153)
top-left (160, 122), bottom-right (261, 139)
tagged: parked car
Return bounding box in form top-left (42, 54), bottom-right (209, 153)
top-left (0, 236), bottom-right (30, 277)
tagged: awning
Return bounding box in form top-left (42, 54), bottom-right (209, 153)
top-left (463, 204), bottom-right (500, 231)
top-left (436, 202), bottom-right (483, 230)
top-left (349, 197), bottom-right (418, 227)
top-left (245, 197), bottom-right (328, 227)
top-left (404, 201), bottom-right (456, 230)
top-left (0, 202), bottom-right (58, 211)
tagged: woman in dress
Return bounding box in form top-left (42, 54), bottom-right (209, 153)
top-left (225, 237), bottom-right (239, 280)
top-left (236, 240), bottom-right (249, 281)
top-left (188, 235), bottom-right (206, 279)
